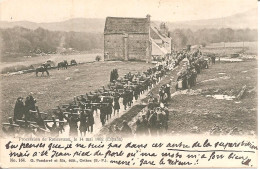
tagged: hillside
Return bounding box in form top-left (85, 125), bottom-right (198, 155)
top-left (0, 18), bottom-right (105, 33)
top-left (167, 8), bottom-right (257, 30)
top-left (0, 8), bottom-right (257, 32)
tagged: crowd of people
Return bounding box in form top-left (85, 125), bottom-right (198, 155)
top-left (3, 48), bottom-right (214, 138)
top-left (110, 69), bottom-right (119, 82)
top-left (175, 49), bottom-right (215, 90)
top-left (103, 49), bottom-right (215, 137)
top-left (3, 57), bottom-right (172, 138)
top-left (13, 92), bottom-right (37, 122)
top-left (99, 51), bottom-right (189, 137)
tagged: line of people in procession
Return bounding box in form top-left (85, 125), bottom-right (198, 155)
top-left (104, 49), bottom-right (215, 137)
top-left (175, 49), bottom-right (215, 90)
top-left (103, 51), bottom-right (188, 137)
top-left (103, 85), bottom-right (173, 138)
top-left (2, 53), bottom-right (176, 138)
top-left (2, 48), bottom-right (213, 138)
top-left (131, 51), bottom-right (188, 136)
top-left (140, 50), bottom-right (213, 136)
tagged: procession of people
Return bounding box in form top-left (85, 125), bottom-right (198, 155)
top-left (2, 47), bottom-right (214, 138)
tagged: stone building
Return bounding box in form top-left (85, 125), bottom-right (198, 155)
top-left (104, 15), bottom-right (171, 62)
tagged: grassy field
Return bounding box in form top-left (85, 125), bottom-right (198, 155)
top-left (201, 41), bottom-right (258, 56)
top-left (0, 61), bottom-right (153, 125)
top-left (0, 53), bottom-right (103, 73)
top-left (170, 60), bottom-right (257, 135)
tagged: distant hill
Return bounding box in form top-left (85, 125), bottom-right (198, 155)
top-left (165, 8), bottom-right (257, 30)
top-left (0, 8), bottom-right (257, 32)
top-left (0, 18), bottom-right (105, 33)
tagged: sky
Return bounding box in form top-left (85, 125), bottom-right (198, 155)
top-left (0, 0), bottom-right (257, 23)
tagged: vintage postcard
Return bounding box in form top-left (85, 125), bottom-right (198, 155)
top-left (0, 0), bottom-right (258, 168)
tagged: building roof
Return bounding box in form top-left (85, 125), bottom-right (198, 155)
top-left (104, 17), bottom-right (149, 34)
top-left (150, 22), bottom-right (170, 42)
top-left (150, 26), bottom-right (161, 39)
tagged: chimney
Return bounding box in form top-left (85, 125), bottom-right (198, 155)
top-left (146, 14), bottom-right (151, 22)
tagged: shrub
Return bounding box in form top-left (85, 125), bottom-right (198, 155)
top-left (95, 55), bottom-right (101, 61)
top-left (201, 42), bottom-right (207, 47)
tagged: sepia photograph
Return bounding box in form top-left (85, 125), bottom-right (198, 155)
top-left (0, 0), bottom-right (258, 168)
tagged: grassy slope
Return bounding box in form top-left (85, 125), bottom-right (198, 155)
top-left (169, 61), bottom-right (257, 135)
top-left (201, 41), bottom-right (258, 55)
top-left (0, 61), bottom-right (153, 124)
top-left (0, 53), bottom-right (102, 73)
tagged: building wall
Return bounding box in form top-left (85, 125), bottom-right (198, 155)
top-left (104, 33), bottom-right (149, 61)
top-left (128, 34), bottom-right (149, 61)
top-left (104, 34), bottom-right (125, 60)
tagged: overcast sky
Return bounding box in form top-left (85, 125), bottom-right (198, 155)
top-left (0, 0), bottom-right (257, 23)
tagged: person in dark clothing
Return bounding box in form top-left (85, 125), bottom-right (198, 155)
top-left (123, 91), bottom-right (128, 110)
top-left (110, 69), bottom-right (119, 82)
top-left (113, 95), bottom-right (120, 115)
top-left (25, 93), bottom-right (37, 111)
top-left (182, 75), bottom-right (188, 90)
top-left (120, 120), bottom-right (132, 137)
top-left (134, 86), bottom-right (140, 100)
top-left (148, 111), bottom-right (157, 136)
top-left (24, 93), bottom-right (37, 120)
top-left (194, 63), bottom-right (200, 74)
top-left (107, 102), bottom-right (113, 120)
top-left (165, 84), bottom-right (171, 100)
top-left (146, 109), bottom-right (151, 120)
top-left (140, 115), bottom-right (149, 135)
top-left (114, 69), bottom-right (119, 80)
top-left (79, 111), bottom-right (87, 137)
top-left (64, 113), bottom-right (80, 137)
top-left (87, 109), bottom-right (94, 133)
top-left (14, 97), bottom-right (25, 122)
top-left (159, 87), bottom-right (165, 102)
top-left (53, 106), bottom-right (65, 133)
top-left (163, 108), bottom-right (169, 132)
top-left (128, 90), bottom-right (133, 107)
top-left (211, 55), bottom-right (216, 64)
top-left (135, 119), bottom-right (143, 136)
top-left (110, 71), bottom-right (114, 82)
top-left (99, 105), bottom-right (106, 126)
top-left (190, 69), bottom-right (197, 87)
